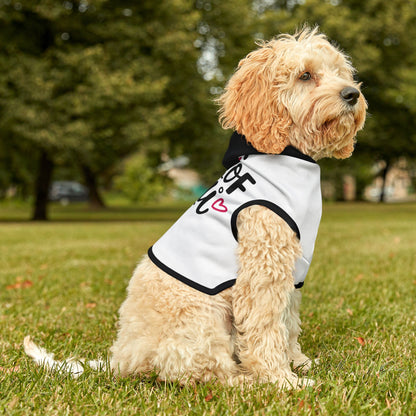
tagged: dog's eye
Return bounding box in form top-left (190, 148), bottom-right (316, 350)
top-left (299, 72), bottom-right (312, 81)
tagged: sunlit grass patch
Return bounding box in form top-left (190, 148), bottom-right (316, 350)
top-left (1, 202), bottom-right (415, 415)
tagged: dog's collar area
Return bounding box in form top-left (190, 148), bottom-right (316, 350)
top-left (280, 146), bottom-right (316, 164)
top-left (222, 132), bottom-right (316, 168)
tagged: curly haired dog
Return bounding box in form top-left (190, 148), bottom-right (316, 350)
top-left (25, 27), bottom-right (366, 388)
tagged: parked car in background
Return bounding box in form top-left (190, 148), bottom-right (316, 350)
top-left (49, 181), bottom-right (89, 205)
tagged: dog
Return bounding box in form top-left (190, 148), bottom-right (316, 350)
top-left (25, 27), bottom-right (366, 388)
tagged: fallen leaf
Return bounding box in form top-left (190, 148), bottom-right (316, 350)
top-left (355, 337), bottom-right (366, 346)
top-left (298, 399), bottom-right (305, 410)
top-left (6, 284), bottom-right (18, 290)
top-left (6, 276), bottom-right (22, 289)
top-left (6, 280), bottom-right (33, 290)
top-left (85, 303), bottom-right (97, 309)
top-left (346, 308), bottom-right (353, 316)
top-left (308, 312), bottom-right (314, 317)
top-left (204, 390), bottom-right (213, 402)
top-left (354, 274), bottom-right (364, 281)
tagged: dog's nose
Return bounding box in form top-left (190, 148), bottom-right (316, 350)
top-left (340, 87), bottom-right (360, 106)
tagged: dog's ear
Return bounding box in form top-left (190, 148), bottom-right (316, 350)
top-left (218, 45), bottom-right (291, 154)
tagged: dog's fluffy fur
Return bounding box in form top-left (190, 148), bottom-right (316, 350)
top-left (25, 27), bottom-right (366, 388)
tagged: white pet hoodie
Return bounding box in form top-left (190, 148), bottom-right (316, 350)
top-left (149, 132), bottom-right (322, 295)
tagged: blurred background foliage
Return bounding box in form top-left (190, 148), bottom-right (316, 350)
top-left (0, 0), bottom-right (415, 219)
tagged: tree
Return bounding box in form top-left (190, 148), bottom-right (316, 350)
top-left (0, 0), bottom-right (261, 217)
top-left (0, 1), bottom-right (194, 218)
top-left (155, 0), bottom-right (256, 183)
top-left (114, 153), bottom-right (169, 203)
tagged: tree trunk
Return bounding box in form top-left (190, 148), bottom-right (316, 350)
top-left (379, 160), bottom-right (391, 203)
top-left (81, 164), bottom-right (106, 209)
top-left (32, 150), bottom-right (54, 221)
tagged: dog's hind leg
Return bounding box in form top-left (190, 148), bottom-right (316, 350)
top-left (110, 259), bottom-right (241, 384)
top-left (232, 205), bottom-right (314, 388)
top-left (152, 306), bottom-right (240, 385)
top-left (149, 285), bottom-right (244, 385)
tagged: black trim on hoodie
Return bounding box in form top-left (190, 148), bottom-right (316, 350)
top-left (222, 131), bottom-right (316, 169)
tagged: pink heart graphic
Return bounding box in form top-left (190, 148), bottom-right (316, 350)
top-left (211, 198), bottom-right (228, 213)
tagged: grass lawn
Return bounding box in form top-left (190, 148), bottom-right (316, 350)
top-left (0, 202), bottom-right (415, 415)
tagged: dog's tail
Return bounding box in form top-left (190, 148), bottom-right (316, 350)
top-left (23, 336), bottom-right (106, 378)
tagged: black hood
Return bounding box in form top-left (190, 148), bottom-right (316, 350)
top-left (222, 132), bottom-right (316, 169)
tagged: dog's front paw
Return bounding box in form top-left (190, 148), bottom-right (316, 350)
top-left (299, 377), bottom-right (315, 388)
top-left (280, 374), bottom-right (315, 390)
top-left (293, 355), bottom-right (319, 373)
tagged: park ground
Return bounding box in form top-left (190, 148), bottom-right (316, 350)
top-left (0, 201), bottom-right (415, 415)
